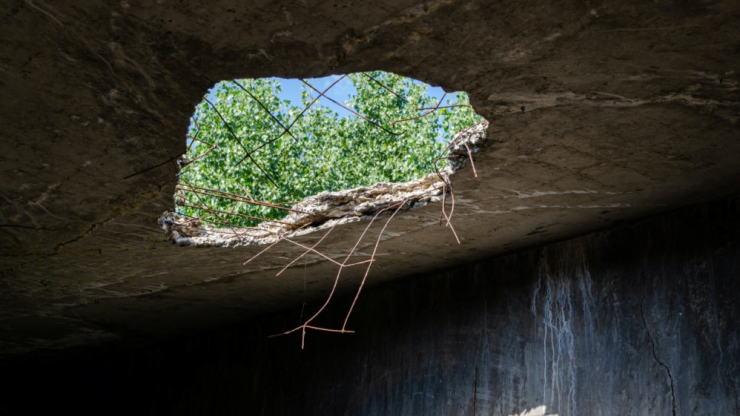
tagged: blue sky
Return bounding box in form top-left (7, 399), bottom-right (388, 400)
top-left (273, 75), bottom-right (450, 118)
top-left (203, 74), bottom-right (453, 120)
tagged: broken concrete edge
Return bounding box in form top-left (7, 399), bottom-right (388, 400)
top-left (159, 120), bottom-right (489, 248)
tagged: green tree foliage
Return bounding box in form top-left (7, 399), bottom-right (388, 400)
top-left (179, 71), bottom-right (482, 227)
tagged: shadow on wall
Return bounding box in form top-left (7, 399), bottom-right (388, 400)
top-left (1, 197), bottom-right (739, 416)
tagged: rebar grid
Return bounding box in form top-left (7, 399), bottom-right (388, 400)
top-left (178, 73), bottom-right (474, 229)
top-left (156, 73), bottom-right (481, 347)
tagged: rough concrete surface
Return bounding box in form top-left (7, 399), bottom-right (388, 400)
top-left (2, 195), bottom-right (739, 416)
top-left (1, 0), bottom-right (740, 359)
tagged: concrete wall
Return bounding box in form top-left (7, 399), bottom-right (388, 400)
top-left (3, 196), bottom-right (740, 415)
top-left (4, 1), bottom-right (740, 356)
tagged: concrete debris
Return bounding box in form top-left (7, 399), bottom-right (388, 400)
top-left (447, 119), bottom-right (489, 172)
top-left (160, 120), bottom-right (489, 247)
top-left (158, 212), bottom-right (204, 245)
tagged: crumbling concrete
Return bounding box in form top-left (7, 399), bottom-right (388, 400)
top-left (161, 120), bottom-right (488, 247)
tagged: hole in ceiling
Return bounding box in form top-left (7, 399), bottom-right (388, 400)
top-left (175, 71), bottom-right (483, 228)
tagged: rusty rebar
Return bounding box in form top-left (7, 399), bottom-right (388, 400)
top-left (390, 92), bottom-right (447, 126)
top-left (415, 104), bottom-right (471, 111)
top-left (266, 200), bottom-right (408, 348)
top-left (341, 199), bottom-right (408, 330)
top-left (178, 203), bottom-right (294, 226)
top-left (248, 75), bottom-right (348, 156)
top-left (301, 79), bottom-right (405, 136)
top-left (203, 97), bottom-right (278, 188)
top-left (363, 72), bottom-right (408, 102)
top-left (185, 117), bottom-right (201, 155)
top-left (179, 183), bottom-right (305, 213)
top-left (232, 79), bottom-right (298, 142)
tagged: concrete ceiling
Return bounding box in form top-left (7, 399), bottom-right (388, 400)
top-left (1, 0), bottom-right (739, 360)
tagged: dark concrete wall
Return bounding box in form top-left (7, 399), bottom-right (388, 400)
top-left (4, 0), bottom-right (740, 359)
top-left (3, 196), bottom-right (740, 416)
